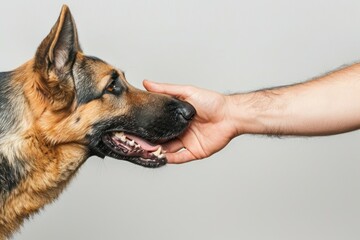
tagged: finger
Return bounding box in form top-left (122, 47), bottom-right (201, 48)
top-left (143, 80), bottom-right (192, 99)
top-left (162, 139), bottom-right (184, 153)
top-left (165, 149), bottom-right (197, 164)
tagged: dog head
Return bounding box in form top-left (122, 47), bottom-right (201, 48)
top-left (29, 5), bottom-right (195, 168)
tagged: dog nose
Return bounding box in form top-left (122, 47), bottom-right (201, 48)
top-left (176, 101), bottom-right (196, 121)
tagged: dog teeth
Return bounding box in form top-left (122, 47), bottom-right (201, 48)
top-left (115, 132), bottom-right (124, 138)
top-left (129, 140), bottom-right (135, 146)
top-left (153, 146), bottom-right (162, 157)
top-left (115, 132), bottom-right (127, 142)
top-left (158, 154), bottom-right (165, 159)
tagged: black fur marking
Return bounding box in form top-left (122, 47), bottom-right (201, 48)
top-left (0, 71), bottom-right (19, 137)
top-left (0, 72), bottom-right (25, 198)
top-left (0, 154), bottom-right (23, 197)
top-left (73, 56), bottom-right (104, 104)
top-left (110, 70), bottom-right (119, 80)
top-left (87, 98), bottom-right (193, 166)
top-left (87, 97), bottom-right (193, 147)
top-left (73, 56), bottom-right (125, 104)
top-left (85, 55), bottom-right (106, 63)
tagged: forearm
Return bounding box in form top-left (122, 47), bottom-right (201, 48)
top-left (229, 63), bottom-right (360, 136)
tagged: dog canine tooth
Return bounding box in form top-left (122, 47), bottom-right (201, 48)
top-left (158, 154), bottom-right (165, 159)
top-left (129, 140), bottom-right (135, 146)
top-left (153, 146), bottom-right (162, 157)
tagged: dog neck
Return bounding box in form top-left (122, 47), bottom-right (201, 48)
top-left (0, 66), bottom-right (88, 239)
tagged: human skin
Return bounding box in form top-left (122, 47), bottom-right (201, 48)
top-left (143, 63), bottom-right (360, 163)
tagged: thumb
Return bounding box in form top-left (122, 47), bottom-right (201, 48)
top-left (143, 80), bottom-right (192, 99)
top-left (165, 149), bottom-right (198, 164)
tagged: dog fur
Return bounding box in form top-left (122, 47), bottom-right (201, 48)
top-left (0, 5), bottom-right (194, 239)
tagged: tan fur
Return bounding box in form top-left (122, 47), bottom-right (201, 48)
top-left (0, 5), bottom-right (182, 239)
top-left (0, 46), bottom-right (149, 240)
top-left (0, 60), bottom-right (89, 238)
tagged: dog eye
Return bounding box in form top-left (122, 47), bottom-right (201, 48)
top-left (105, 79), bottom-right (121, 95)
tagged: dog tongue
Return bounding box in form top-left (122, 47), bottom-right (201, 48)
top-left (125, 134), bottom-right (160, 152)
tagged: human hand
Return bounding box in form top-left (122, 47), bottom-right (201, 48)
top-left (143, 80), bottom-right (238, 164)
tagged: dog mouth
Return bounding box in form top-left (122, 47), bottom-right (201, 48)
top-left (101, 131), bottom-right (167, 168)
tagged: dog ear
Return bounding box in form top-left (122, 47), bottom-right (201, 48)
top-left (35, 5), bottom-right (81, 74)
top-left (34, 5), bottom-right (82, 110)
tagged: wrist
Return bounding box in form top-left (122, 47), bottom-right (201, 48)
top-left (224, 94), bottom-right (255, 136)
top-left (225, 92), bottom-right (273, 136)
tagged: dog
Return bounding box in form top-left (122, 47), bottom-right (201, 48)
top-left (0, 5), bottom-right (195, 239)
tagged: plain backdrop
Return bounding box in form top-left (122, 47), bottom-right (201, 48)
top-left (1, 1), bottom-right (360, 239)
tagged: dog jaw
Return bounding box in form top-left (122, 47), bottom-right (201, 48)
top-left (101, 131), bottom-right (167, 168)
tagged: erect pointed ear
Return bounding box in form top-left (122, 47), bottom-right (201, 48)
top-left (33, 5), bottom-right (82, 110)
top-left (35, 5), bottom-right (82, 74)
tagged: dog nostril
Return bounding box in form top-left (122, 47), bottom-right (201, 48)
top-left (177, 102), bottom-right (196, 121)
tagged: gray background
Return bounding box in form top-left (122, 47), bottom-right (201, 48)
top-left (1, 0), bottom-right (360, 239)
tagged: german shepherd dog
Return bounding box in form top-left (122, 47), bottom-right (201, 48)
top-left (0, 5), bottom-right (195, 239)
